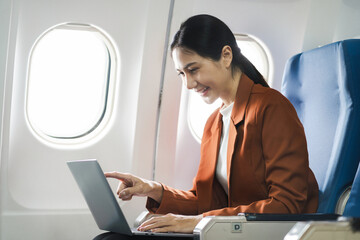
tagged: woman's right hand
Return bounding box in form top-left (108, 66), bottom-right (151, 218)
top-left (104, 172), bottom-right (163, 204)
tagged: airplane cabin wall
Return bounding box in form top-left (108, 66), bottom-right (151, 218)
top-left (0, 0), bottom-right (12, 234)
top-left (303, 0), bottom-right (360, 51)
top-left (1, 0), bottom-right (360, 240)
top-left (0, 0), bottom-right (172, 239)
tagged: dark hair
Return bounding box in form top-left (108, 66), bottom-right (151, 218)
top-left (171, 14), bottom-right (269, 88)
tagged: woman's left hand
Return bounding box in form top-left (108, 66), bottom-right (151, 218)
top-left (138, 213), bottom-right (203, 233)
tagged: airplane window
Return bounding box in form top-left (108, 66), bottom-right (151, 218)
top-left (187, 34), bottom-right (272, 142)
top-left (26, 24), bottom-right (117, 143)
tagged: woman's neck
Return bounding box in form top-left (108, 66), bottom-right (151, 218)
top-left (222, 70), bottom-right (242, 107)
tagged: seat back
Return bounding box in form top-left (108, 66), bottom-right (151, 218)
top-left (281, 39), bottom-right (360, 213)
top-left (343, 163), bottom-right (360, 218)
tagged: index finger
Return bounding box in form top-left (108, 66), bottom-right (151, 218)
top-left (104, 171), bottom-right (130, 181)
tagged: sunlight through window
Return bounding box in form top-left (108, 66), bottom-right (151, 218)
top-left (27, 24), bottom-right (115, 141)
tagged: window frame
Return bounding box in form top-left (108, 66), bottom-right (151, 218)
top-left (25, 23), bottom-right (119, 145)
top-left (235, 33), bottom-right (273, 83)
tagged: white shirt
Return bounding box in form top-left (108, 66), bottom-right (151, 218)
top-left (216, 102), bottom-right (234, 195)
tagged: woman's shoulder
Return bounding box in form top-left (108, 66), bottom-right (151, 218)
top-left (250, 84), bottom-right (294, 109)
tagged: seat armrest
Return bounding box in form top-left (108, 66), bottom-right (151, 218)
top-left (194, 215), bottom-right (296, 240)
top-left (240, 213), bottom-right (340, 221)
top-left (194, 214), bottom-right (341, 240)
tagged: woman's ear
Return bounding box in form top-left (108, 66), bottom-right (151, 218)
top-left (221, 45), bottom-right (233, 69)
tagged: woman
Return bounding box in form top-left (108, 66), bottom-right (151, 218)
top-left (105, 14), bottom-right (319, 234)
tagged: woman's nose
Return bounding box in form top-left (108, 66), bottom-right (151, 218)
top-left (185, 75), bottom-right (197, 90)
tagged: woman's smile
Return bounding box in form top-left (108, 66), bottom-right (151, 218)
top-left (195, 87), bottom-right (210, 96)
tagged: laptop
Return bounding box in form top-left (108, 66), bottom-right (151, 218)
top-left (67, 159), bottom-right (194, 238)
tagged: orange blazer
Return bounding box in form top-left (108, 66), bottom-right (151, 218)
top-left (147, 74), bottom-right (319, 216)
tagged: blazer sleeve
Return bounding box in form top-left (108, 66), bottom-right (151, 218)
top-left (259, 91), bottom-right (313, 213)
top-left (146, 183), bottom-right (199, 215)
top-left (203, 91), bottom-right (317, 216)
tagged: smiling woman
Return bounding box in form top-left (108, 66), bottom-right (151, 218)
top-left (172, 45), bottom-right (240, 106)
top-left (187, 33), bottom-right (272, 141)
top-left (105, 14), bottom-right (319, 237)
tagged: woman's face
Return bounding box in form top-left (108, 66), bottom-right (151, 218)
top-left (172, 47), bottom-right (234, 105)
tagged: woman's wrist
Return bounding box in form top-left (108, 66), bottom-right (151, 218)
top-left (147, 181), bottom-right (163, 204)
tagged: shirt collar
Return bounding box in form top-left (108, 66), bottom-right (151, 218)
top-left (210, 73), bottom-right (254, 133)
top-left (231, 73), bottom-right (254, 125)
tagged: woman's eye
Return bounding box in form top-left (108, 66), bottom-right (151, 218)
top-left (177, 72), bottom-right (184, 76)
top-left (189, 68), bottom-right (198, 74)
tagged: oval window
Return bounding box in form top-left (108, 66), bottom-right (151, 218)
top-left (26, 24), bottom-right (117, 142)
top-left (187, 34), bottom-right (272, 142)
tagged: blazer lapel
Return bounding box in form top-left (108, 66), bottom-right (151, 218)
top-left (196, 74), bottom-right (254, 212)
top-left (227, 74), bottom-right (254, 199)
top-left (197, 111), bottom-right (222, 213)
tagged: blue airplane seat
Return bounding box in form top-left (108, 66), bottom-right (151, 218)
top-left (281, 39), bottom-right (360, 213)
top-left (343, 163), bottom-right (360, 218)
